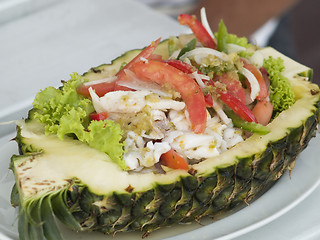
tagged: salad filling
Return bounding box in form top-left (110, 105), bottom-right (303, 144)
top-left (30, 9), bottom-right (295, 172)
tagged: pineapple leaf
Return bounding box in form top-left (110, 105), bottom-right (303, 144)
top-left (52, 189), bottom-right (83, 231)
top-left (41, 195), bottom-right (63, 240)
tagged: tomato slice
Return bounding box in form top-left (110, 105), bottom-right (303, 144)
top-left (131, 60), bottom-right (207, 133)
top-left (160, 149), bottom-right (188, 170)
top-left (90, 112), bottom-right (109, 121)
top-left (178, 14), bottom-right (217, 49)
top-left (252, 99), bottom-right (273, 125)
top-left (242, 59), bottom-right (268, 100)
top-left (217, 89), bottom-right (257, 123)
top-left (77, 82), bottom-right (115, 98)
top-left (215, 72), bottom-right (246, 104)
top-left (149, 54), bottom-right (163, 61)
top-left (115, 38), bottom-right (161, 85)
top-left (207, 80), bottom-right (257, 123)
top-left (164, 59), bottom-right (197, 74)
top-left (164, 59), bottom-right (213, 107)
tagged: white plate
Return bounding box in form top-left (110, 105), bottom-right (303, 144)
top-left (1, 133), bottom-right (320, 240)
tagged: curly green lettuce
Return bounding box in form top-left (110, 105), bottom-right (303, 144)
top-left (263, 56), bottom-right (295, 116)
top-left (31, 73), bottom-right (126, 169)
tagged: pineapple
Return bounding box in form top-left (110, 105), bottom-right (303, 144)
top-left (10, 36), bottom-right (319, 240)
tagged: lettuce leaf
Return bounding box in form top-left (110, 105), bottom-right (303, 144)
top-left (263, 56), bottom-right (295, 116)
top-left (226, 34), bottom-right (252, 49)
top-left (31, 73), bottom-right (126, 169)
top-left (32, 73), bottom-right (93, 137)
top-left (87, 120), bottom-right (126, 170)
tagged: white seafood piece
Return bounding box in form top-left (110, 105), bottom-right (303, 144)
top-left (140, 141), bottom-right (171, 167)
top-left (141, 126), bottom-right (164, 140)
top-left (183, 145), bottom-right (220, 159)
top-left (205, 116), bottom-right (228, 136)
top-left (89, 89), bottom-right (185, 114)
top-left (123, 132), bottom-right (171, 169)
top-left (168, 110), bottom-right (191, 131)
top-left (165, 131), bottom-right (217, 149)
top-left (163, 131), bottom-right (221, 159)
top-left (223, 128), bottom-right (244, 149)
top-left (123, 131), bottom-right (145, 170)
top-left (142, 110), bottom-right (170, 140)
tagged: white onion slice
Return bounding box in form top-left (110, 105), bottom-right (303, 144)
top-left (200, 7), bottom-right (215, 40)
top-left (197, 73), bottom-right (211, 81)
top-left (211, 97), bottom-right (231, 125)
top-left (169, 49), bottom-right (180, 59)
top-left (180, 48), bottom-right (229, 63)
top-left (226, 43), bottom-right (246, 53)
top-left (190, 72), bottom-right (206, 89)
top-left (83, 76), bottom-right (117, 86)
top-left (88, 87), bottom-right (105, 113)
top-left (249, 51), bottom-right (264, 68)
top-left (239, 68), bottom-right (260, 101)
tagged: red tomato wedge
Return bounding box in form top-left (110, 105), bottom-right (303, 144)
top-left (90, 112), bottom-right (109, 121)
top-left (215, 73), bottom-right (246, 104)
top-left (164, 59), bottom-right (213, 107)
top-left (164, 59), bottom-right (197, 74)
top-left (241, 59), bottom-right (268, 100)
top-left (77, 82), bottom-right (115, 98)
top-left (218, 90), bottom-right (258, 123)
top-left (207, 80), bottom-right (257, 123)
top-left (160, 149), bottom-right (188, 170)
top-left (115, 38), bottom-right (161, 85)
top-left (131, 60), bottom-right (207, 133)
top-left (252, 99), bottom-right (273, 125)
top-left (178, 14), bottom-right (217, 49)
top-left (149, 54), bottom-right (163, 61)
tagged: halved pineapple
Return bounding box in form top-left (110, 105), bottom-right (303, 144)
top-left (10, 38), bottom-right (319, 240)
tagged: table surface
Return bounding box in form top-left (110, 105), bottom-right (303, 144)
top-left (0, 0), bottom-right (319, 239)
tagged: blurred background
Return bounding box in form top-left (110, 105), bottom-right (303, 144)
top-left (137, 0), bottom-right (320, 84)
top-left (0, 0), bottom-right (319, 84)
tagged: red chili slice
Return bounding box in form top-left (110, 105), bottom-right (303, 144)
top-left (90, 112), bottom-right (109, 121)
top-left (178, 14), bottom-right (217, 49)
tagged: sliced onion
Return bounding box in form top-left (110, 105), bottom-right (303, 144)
top-left (249, 51), bottom-right (264, 68)
top-left (211, 97), bottom-right (231, 125)
top-left (190, 72), bottom-right (206, 89)
top-left (88, 87), bottom-right (104, 113)
top-left (180, 48), bottom-right (229, 63)
top-left (239, 68), bottom-right (260, 101)
top-left (117, 69), bottom-right (171, 97)
top-left (226, 43), bottom-right (246, 53)
top-left (168, 50), bottom-right (180, 59)
top-left (198, 73), bottom-right (211, 81)
top-left (200, 7), bottom-right (215, 40)
top-left (83, 76), bottom-right (117, 86)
